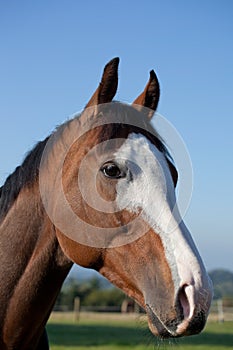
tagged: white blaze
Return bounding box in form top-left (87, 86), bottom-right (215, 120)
top-left (115, 132), bottom-right (211, 305)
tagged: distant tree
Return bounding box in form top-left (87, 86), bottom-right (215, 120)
top-left (54, 276), bottom-right (116, 310)
top-left (83, 287), bottom-right (125, 307)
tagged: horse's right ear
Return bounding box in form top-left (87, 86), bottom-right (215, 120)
top-left (85, 57), bottom-right (119, 108)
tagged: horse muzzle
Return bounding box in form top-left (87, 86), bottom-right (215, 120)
top-left (145, 280), bottom-right (213, 338)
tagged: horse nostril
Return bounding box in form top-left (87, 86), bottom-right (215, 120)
top-left (178, 284), bottom-right (195, 321)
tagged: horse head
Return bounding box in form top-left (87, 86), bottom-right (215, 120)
top-left (40, 58), bottom-right (213, 338)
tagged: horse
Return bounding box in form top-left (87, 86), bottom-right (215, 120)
top-left (0, 57), bottom-right (213, 349)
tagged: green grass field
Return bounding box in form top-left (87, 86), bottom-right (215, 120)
top-left (47, 313), bottom-right (233, 350)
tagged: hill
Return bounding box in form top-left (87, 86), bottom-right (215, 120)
top-left (209, 269), bottom-right (233, 299)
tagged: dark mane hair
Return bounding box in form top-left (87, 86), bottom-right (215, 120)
top-left (0, 138), bottom-right (48, 221)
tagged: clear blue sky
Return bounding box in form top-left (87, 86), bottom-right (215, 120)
top-left (0, 1), bottom-right (232, 272)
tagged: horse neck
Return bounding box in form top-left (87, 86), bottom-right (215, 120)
top-left (0, 182), bottom-right (73, 348)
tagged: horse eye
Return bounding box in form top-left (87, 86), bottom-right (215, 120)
top-left (101, 162), bottom-right (126, 179)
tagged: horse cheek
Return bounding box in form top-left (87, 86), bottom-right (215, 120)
top-left (55, 230), bottom-right (104, 269)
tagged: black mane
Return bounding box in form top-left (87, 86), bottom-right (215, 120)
top-left (0, 137), bottom-right (49, 220)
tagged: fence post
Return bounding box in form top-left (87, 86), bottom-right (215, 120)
top-left (217, 299), bottom-right (224, 323)
top-left (74, 297), bottom-right (80, 322)
top-left (134, 302), bottom-right (140, 314)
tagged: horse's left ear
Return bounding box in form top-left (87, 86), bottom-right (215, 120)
top-left (86, 57), bottom-right (119, 108)
top-left (133, 70), bottom-right (160, 119)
